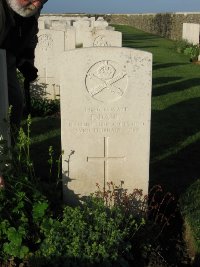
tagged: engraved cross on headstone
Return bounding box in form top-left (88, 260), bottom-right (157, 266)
top-left (87, 137), bottom-right (126, 187)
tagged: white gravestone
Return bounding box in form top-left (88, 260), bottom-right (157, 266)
top-left (60, 47), bottom-right (152, 203)
top-left (38, 20), bottom-right (45, 30)
top-left (50, 20), bottom-right (71, 30)
top-left (97, 17), bottom-right (104, 21)
top-left (93, 20), bottom-right (109, 29)
top-left (33, 29), bottom-right (76, 99)
top-left (0, 50), bottom-right (10, 173)
top-left (182, 23), bottom-right (200, 45)
top-left (73, 20), bottom-right (91, 47)
top-left (83, 30), bottom-right (122, 48)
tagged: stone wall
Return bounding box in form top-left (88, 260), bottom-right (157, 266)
top-left (104, 13), bottom-right (200, 40)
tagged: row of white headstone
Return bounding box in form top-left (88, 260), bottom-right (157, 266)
top-left (0, 16), bottom-right (153, 204)
top-left (32, 16), bottom-right (121, 99)
top-left (39, 15), bottom-right (111, 30)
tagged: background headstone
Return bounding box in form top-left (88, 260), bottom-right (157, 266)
top-left (93, 20), bottom-right (109, 29)
top-left (38, 20), bottom-right (45, 30)
top-left (73, 20), bottom-right (91, 47)
top-left (83, 30), bottom-right (122, 47)
top-left (33, 29), bottom-right (76, 99)
top-left (60, 47), bottom-right (152, 203)
top-left (182, 23), bottom-right (200, 45)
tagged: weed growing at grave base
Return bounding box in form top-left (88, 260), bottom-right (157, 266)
top-left (183, 45), bottom-right (200, 62)
top-left (174, 39), bottom-right (191, 54)
top-left (32, 197), bottom-right (144, 266)
top-left (0, 116), bottom-right (50, 265)
top-left (173, 39), bottom-right (200, 62)
top-left (30, 182), bottom-right (177, 267)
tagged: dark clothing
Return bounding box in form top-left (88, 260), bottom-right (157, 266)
top-left (0, 0), bottom-right (47, 129)
top-left (2, 14), bottom-right (38, 62)
top-left (6, 52), bottom-right (24, 129)
top-left (0, 0), bottom-right (39, 63)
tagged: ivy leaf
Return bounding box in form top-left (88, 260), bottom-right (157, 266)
top-left (19, 245), bottom-right (29, 259)
top-left (7, 227), bottom-right (22, 245)
top-left (33, 202), bottom-right (48, 221)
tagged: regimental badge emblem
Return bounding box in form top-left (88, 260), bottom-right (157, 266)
top-left (85, 60), bottom-right (128, 103)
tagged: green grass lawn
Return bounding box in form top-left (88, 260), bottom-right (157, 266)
top-left (116, 25), bottom-right (200, 192)
top-left (29, 25), bottom-right (200, 257)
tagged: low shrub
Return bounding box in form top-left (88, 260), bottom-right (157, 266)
top-left (174, 39), bottom-right (191, 54)
top-left (31, 182), bottom-right (149, 266)
top-left (30, 97), bottom-right (60, 117)
top-left (183, 45), bottom-right (200, 62)
top-left (32, 196), bottom-right (145, 266)
top-left (174, 39), bottom-right (200, 62)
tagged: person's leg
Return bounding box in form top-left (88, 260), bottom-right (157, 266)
top-left (6, 52), bottom-right (24, 132)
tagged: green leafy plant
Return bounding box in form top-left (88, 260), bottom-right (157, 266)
top-left (0, 171), bottom-right (49, 264)
top-left (174, 39), bottom-right (191, 54)
top-left (183, 45), bottom-right (200, 62)
top-left (32, 187), bottom-right (146, 267)
top-left (174, 39), bottom-right (200, 62)
top-left (2, 227), bottom-right (29, 259)
top-left (0, 116), bottom-right (50, 264)
top-left (30, 182), bottom-right (177, 267)
top-left (30, 97), bottom-right (60, 117)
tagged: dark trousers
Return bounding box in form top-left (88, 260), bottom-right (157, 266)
top-left (6, 52), bottom-right (24, 131)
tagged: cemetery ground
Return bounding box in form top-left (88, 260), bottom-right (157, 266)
top-left (1, 25), bottom-right (200, 266)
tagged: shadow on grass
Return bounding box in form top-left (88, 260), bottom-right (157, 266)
top-left (29, 116), bottom-right (60, 138)
top-left (153, 77), bottom-right (200, 96)
top-left (151, 97), bottom-right (200, 159)
top-left (27, 116), bottom-right (61, 177)
top-left (29, 117), bottom-right (82, 206)
top-left (30, 133), bottom-right (61, 181)
top-left (150, 97), bottom-right (200, 197)
top-left (122, 33), bottom-right (160, 41)
top-left (153, 76), bottom-right (182, 86)
top-left (153, 62), bottom-right (189, 70)
top-left (123, 43), bottom-right (158, 49)
top-left (150, 138), bottom-right (200, 197)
